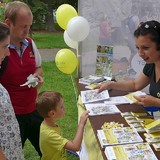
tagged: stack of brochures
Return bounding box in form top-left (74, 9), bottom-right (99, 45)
top-left (124, 91), bottom-right (146, 104)
top-left (98, 126), bottom-right (158, 159)
top-left (81, 89), bottom-right (122, 116)
top-left (97, 127), bottom-right (143, 149)
top-left (144, 132), bottom-right (160, 151)
top-left (79, 74), bottom-right (105, 85)
top-left (144, 119), bottom-right (160, 133)
top-left (84, 76), bottom-right (113, 90)
top-left (121, 111), bottom-right (153, 133)
top-left (144, 133), bottom-right (160, 144)
top-left (84, 103), bottom-right (121, 116)
top-left (80, 89), bottom-right (110, 104)
top-left (104, 91), bottom-right (146, 105)
top-left (85, 81), bottom-right (105, 90)
top-left (105, 143), bottom-right (158, 160)
top-left (152, 143), bottom-right (160, 151)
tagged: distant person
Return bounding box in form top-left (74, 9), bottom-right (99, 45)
top-left (96, 20), bottom-right (160, 108)
top-left (127, 5), bottom-right (140, 57)
top-left (99, 15), bottom-right (113, 45)
top-left (140, 3), bottom-right (152, 22)
top-left (0, 22), bottom-right (24, 160)
top-left (0, 1), bottom-right (43, 156)
top-left (36, 91), bottom-right (89, 160)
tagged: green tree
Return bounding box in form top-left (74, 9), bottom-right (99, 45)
top-left (41, 0), bottom-right (55, 31)
top-left (41, 0), bottom-right (78, 31)
top-left (1, 0), bottom-right (78, 31)
top-left (53, 0), bottom-right (78, 9)
top-left (20, 0), bottom-right (48, 30)
top-left (0, 0), bottom-right (12, 21)
top-left (0, 6), bottom-right (5, 21)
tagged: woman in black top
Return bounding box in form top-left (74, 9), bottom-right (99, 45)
top-left (96, 20), bottom-right (160, 107)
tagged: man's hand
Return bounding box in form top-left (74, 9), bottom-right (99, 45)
top-left (33, 72), bottom-right (44, 88)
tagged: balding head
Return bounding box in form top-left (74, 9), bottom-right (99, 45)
top-left (5, 1), bottom-right (33, 25)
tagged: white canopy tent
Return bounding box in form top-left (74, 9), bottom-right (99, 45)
top-left (78, 0), bottom-right (160, 80)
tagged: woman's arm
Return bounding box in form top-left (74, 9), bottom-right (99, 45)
top-left (0, 149), bottom-right (6, 160)
top-left (135, 94), bottom-right (160, 107)
top-left (96, 72), bottom-right (150, 92)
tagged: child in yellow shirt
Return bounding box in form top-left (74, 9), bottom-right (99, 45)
top-left (36, 90), bottom-right (89, 160)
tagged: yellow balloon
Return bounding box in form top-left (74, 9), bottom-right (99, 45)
top-left (56, 4), bottom-right (78, 30)
top-left (55, 49), bottom-right (77, 74)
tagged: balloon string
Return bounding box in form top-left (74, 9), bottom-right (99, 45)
top-left (70, 74), bottom-right (78, 102)
top-left (76, 47), bottom-right (79, 57)
top-left (76, 48), bottom-right (80, 78)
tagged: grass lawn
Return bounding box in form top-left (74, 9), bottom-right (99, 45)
top-left (23, 31), bottom-right (80, 160)
top-left (32, 31), bottom-right (68, 49)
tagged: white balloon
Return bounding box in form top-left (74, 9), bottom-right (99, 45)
top-left (63, 30), bottom-right (78, 49)
top-left (67, 16), bottom-right (90, 42)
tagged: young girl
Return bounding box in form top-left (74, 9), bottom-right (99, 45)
top-left (36, 91), bottom-right (89, 160)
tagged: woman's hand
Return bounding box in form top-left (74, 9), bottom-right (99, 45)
top-left (134, 95), bottom-right (158, 107)
top-left (95, 81), bottom-right (114, 92)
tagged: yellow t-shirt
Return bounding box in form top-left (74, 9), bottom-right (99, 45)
top-left (40, 122), bottom-right (69, 160)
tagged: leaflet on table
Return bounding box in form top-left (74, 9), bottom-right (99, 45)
top-left (79, 74), bottom-right (105, 85)
top-left (145, 132), bottom-right (160, 139)
top-left (144, 119), bottom-right (160, 133)
top-left (145, 127), bottom-right (160, 134)
top-left (104, 91), bottom-right (146, 105)
top-left (104, 96), bottom-right (131, 105)
top-left (145, 137), bottom-right (160, 144)
top-left (85, 78), bottom-right (112, 90)
top-left (124, 91), bottom-right (146, 104)
top-left (153, 143), bottom-right (160, 151)
top-left (85, 83), bottom-right (99, 90)
top-left (85, 81), bottom-right (107, 90)
top-left (105, 143), bottom-right (158, 160)
top-left (84, 103), bottom-right (121, 116)
top-left (80, 89), bottom-right (109, 104)
top-left (97, 127), bottom-right (143, 149)
top-left (145, 119), bottom-right (160, 130)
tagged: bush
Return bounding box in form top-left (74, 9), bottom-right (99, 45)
top-left (0, 6), bottom-right (5, 22)
top-left (54, 22), bottom-right (64, 31)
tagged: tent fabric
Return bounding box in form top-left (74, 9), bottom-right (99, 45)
top-left (78, 0), bottom-right (160, 82)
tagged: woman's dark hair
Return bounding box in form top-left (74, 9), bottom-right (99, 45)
top-left (134, 20), bottom-right (160, 50)
top-left (0, 22), bottom-right (10, 76)
top-left (0, 22), bottom-right (10, 41)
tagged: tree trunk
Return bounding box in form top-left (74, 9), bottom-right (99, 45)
top-left (42, 0), bottom-right (56, 31)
